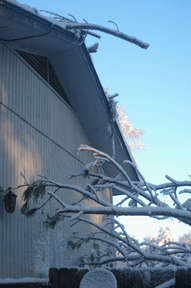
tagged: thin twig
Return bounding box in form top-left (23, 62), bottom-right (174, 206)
top-left (108, 20), bottom-right (119, 31)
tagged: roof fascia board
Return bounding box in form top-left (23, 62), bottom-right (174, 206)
top-left (80, 44), bottom-right (139, 180)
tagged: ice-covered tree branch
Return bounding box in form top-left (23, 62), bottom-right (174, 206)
top-left (19, 145), bottom-right (191, 267)
top-left (40, 10), bottom-right (149, 49)
top-left (117, 105), bottom-right (148, 154)
top-left (43, 201), bottom-right (191, 224)
top-left (65, 23), bottom-right (149, 49)
top-left (68, 216), bottom-right (191, 268)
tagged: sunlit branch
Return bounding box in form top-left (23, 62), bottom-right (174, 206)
top-left (19, 145), bottom-right (191, 268)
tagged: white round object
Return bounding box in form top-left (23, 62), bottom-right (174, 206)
top-left (80, 268), bottom-right (117, 288)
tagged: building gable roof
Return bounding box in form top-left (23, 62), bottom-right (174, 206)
top-left (0, 0), bottom-right (139, 190)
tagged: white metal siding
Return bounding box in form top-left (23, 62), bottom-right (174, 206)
top-left (0, 44), bottom-right (111, 278)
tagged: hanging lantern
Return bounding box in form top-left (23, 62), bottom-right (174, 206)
top-left (4, 188), bottom-right (17, 213)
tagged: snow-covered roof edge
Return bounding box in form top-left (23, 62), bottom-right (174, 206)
top-left (3, 0), bottom-right (66, 30)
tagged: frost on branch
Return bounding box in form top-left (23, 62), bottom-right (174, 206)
top-left (65, 22), bottom-right (150, 49)
top-left (20, 146), bottom-right (191, 268)
top-left (40, 10), bottom-right (149, 49)
top-left (117, 105), bottom-right (148, 153)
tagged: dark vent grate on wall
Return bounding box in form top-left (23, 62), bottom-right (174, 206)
top-left (16, 50), bottom-right (71, 106)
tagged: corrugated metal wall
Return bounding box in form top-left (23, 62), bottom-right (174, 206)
top-left (0, 44), bottom-right (111, 279)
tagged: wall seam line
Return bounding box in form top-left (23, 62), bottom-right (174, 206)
top-left (0, 101), bottom-right (85, 165)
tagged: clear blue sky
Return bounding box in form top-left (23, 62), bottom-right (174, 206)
top-left (17, 0), bottom-right (191, 240)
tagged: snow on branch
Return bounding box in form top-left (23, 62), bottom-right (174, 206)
top-left (19, 145), bottom-right (191, 268)
top-left (40, 10), bottom-right (101, 39)
top-left (87, 42), bottom-right (99, 53)
top-left (65, 22), bottom-right (149, 49)
top-left (40, 10), bottom-right (149, 49)
top-left (68, 216), bottom-right (191, 268)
